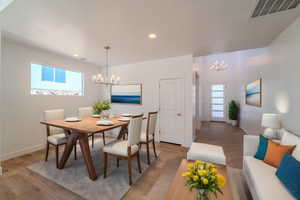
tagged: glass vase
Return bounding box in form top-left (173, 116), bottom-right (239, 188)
top-left (101, 110), bottom-right (110, 119)
top-left (197, 189), bottom-right (210, 200)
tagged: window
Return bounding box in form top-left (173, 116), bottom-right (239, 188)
top-left (41, 66), bottom-right (66, 83)
top-left (31, 64), bottom-right (84, 96)
top-left (211, 84), bottom-right (225, 121)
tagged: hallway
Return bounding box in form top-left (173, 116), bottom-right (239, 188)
top-left (196, 121), bottom-right (246, 169)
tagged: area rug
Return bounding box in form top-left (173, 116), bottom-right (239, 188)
top-left (27, 138), bottom-right (158, 200)
top-left (227, 167), bottom-right (253, 200)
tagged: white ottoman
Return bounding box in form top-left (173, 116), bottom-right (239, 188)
top-left (187, 143), bottom-right (226, 165)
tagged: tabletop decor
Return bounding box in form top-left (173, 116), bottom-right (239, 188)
top-left (92, 100), bottom-right (111, 118)
top-left (182, 160), bottom-right (226, 200)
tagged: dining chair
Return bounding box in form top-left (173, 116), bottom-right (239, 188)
top-left (121, 113), bottom-right (144, 140)
top-left (44, 109), bottom-right (77, 168)
top-left (139, 111), bottom-right (158, 165)
top-left (78, 107), bottom-right (106, 147)
top-left (103, 114), bottom-right (143, 185)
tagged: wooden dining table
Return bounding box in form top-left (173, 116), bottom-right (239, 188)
top-left (40, 116), bottom-right (129, 181)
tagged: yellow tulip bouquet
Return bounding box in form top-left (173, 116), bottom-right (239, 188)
top-left (182, 160), bottom-right (226, 200)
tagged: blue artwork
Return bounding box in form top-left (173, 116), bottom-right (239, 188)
top-left (246, 79), bottom-right (261, 107)
top-left (111, 84), bottom-right (142, 104)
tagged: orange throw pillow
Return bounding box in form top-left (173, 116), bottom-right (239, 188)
top-left (264, 140), bottom-right (296, 167)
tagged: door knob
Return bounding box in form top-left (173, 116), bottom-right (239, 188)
top-left (177, 113), bottom-right (181, 116)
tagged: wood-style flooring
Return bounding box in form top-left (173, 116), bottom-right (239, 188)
top-left (0, 122), bottom-right (246, 200)
top-left (196, 122), bottom-right (246, 169)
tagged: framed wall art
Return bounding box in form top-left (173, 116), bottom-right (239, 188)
top-left (111, 84), bottom-right (142, 105)
top-left (245, 79), bottom-right (262, 107)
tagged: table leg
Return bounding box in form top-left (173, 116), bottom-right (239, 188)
top-left (78, 133), bottom-right (97, 180)
top-left (58, 132), bottom-right (79, 169)
top-left (117, 125), bottom-right (128, 140)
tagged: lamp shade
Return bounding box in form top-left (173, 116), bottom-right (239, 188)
top-left (261, 113), bottom-right (280, 129)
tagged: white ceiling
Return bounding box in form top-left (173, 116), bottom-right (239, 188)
top-left (1, 0), bottom-right (300, 66)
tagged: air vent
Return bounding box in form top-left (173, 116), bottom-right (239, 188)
top-left (252, 0), bottom-right (300, 18)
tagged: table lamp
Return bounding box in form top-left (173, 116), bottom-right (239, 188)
top-left (261, 113), bottom-right (280, 139)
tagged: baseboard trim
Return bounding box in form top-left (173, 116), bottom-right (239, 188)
top-left (0, 143), bottom-right (45, 161)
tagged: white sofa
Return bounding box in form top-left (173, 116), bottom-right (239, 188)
top-left (243, 135), bottom-right (296, 200)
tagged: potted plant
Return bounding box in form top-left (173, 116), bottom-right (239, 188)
top-left (101, 100), bottom-right (111, 119)
top-left (182, 160), bottom-right (226, 200)
top-left (228, 100), bottom-right (239, 126)
top-left (92, 100), bottom-right (111, 118)
top-left (92, 100), bottom-right (103, 115)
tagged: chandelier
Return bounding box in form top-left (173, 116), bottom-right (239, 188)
top-left (92, 46), bottom-right (120, 85)
top-left (209, 61), bottom-right (228, 71)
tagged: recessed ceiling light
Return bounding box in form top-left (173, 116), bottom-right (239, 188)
top-left (148, 33), bottom-right (157, 39)
top-left (73, 54), bottom-right (79, 57)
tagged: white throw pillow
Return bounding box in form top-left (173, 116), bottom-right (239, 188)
top-left (280, 129), bottom-right (300, 161)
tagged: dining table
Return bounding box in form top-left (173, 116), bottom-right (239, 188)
top-left (40, 116), bottom-right (129, 181)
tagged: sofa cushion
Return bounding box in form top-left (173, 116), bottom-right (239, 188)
top-left (254, 135), bottom-right (269, 160)
top-left (244, 156), bottom-right (295, 200)
top-left (264, 140), bottom-right (295, 167)
top-left (276, 154), bottom-right (300, 199)
top-left (281, 129), bottom-right (300, 162)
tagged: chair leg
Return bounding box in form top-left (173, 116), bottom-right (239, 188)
top-left (103, 152), bottom-right (108, 178)
top-left (102, 132), bottom-right (106, 145)
top-left (92, 134), bottom-right (94, 148)
top-left (117, 158), bottom-right (120, 168)
top-left (146, 143), bottom-right (150, 165)
top-left (128, 157), bottom-right (132, 185)
top-left (152, 139), bottom-right (158, 158)
top-left (56, 145), bottom-right (59, 169)
top-left (74, 141), bottom-right (77, 160)
top-left (45, 142), bottom-right (50, 161)
top-left (136, 151), bottom-right (142, 173)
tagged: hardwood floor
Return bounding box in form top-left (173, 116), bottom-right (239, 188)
top-left (196, 121), bottom-right (246, 169)
top-left (0, 122), bottom-right (245, 200)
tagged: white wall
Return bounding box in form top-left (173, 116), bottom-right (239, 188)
top-left (196, 16), bottom-right (300, 136)
top-left (192, 62), bottom-right (202, 137)
top-left (109, 55), bottom-right (194, 147)
top-left (0, 29), bottom-right (3, 173)
top-left (195, 48), bottom-right (268, 124)
top-left (1, 38), bottom-right (104, 160)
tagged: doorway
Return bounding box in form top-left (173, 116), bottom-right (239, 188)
top-left (159, 78), bottom-right (185, 145)
top-left (210, 84), bottom-right (226, 122)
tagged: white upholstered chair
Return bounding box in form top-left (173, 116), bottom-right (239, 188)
top-left (140, 111), bottom-right (158, 164)
top-left (44, 109), bottom-right (76, 168)
top-left (77, 107), bottom-right (106, 147)
top-left (103, 114), bottom-right (143, 185)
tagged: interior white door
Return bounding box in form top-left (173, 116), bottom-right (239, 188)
top-left (159, 78), bottom-right (184, 144)
top-left (210, 84), bottom-right (226, 121)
